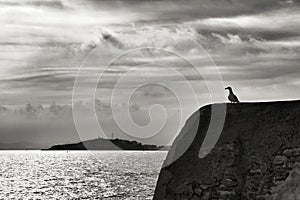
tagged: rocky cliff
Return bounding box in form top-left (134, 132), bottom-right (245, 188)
top-left (154, 100), bottom-right (300, 200)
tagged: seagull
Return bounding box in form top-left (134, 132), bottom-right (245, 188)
top-left (225, 87), bottom-right (240, 103)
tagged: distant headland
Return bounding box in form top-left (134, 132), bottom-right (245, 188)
top-left (44, 138), bottom-right (169, 151)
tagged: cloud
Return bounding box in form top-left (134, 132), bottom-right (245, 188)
top-left (0, 0), bottom-right (65, 9)
top-left (192, 7), bottom-right (300, 40)
top-left (83, 0), bottom-right (286, 21)
top-left (0, 0), bottom-right (299, 107)
top-left (1, 22), bottom-right (300, 105)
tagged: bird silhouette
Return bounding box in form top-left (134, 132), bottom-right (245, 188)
top-left (225, 87), bottom-right (240, 103)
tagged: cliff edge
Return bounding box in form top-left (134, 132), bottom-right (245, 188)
top-left (154, 100), bottom-right (300, 200)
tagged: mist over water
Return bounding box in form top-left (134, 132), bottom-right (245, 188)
top-left (0, 151), bottom-right (167, 199)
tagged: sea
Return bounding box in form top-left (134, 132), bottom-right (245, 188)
top-left (0, 151), bottom-right (167, 200)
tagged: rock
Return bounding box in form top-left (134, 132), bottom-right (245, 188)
top-left (283, 149), bottom-right (294, 157)
top-left (249, 169), bottom-right (262, 176)
top-left (201, 185), bottom-right (208, 190)
top-left (194, 188), bottom-right (202, 196)
top-left (153, 100), bottom-right (300, 200)
top-left (221, 178), bottom-right (237, 187)
top-left (292, 148), bottom-right (300, 156)
top-left (256, 195), bottom-right (266, 200)
top-left (283, 148), bottom-right (300, 157)
top-left (185, 184), bottom-right (193, 194)
top-left (219, 190), bottom-right (236, 198)
top-left (273, 155), bottom-right (287, 165)
top-left (191, 195), bottom-right (201, 200)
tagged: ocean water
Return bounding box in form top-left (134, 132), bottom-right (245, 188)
top-left (0, 151), bottom-right (167, 200)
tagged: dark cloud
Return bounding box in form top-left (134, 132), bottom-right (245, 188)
top-left (0, 0), bottom-right (65, 9)
top-left (84, 28), bottom-right (124, 51)
top-left (195, 24), bottom-right (300, 42)
top-left (125, 0), bottom-right (285, 22)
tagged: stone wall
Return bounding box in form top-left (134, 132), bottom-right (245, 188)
top-left (153, 100), bottom-right (300, 200)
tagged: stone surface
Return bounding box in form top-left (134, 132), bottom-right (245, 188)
top-left (153, 100), bottom-right (300, 200)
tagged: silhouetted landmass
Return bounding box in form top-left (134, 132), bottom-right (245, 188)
top-left (154, 100), bottom-right (300, 200)
top-left (45, 138), bottom-right (168, 151)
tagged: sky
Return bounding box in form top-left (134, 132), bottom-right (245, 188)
top-left (0, 0), bottom-right (300, 146)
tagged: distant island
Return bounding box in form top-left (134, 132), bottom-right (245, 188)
top-left (44, 138), bottom-right (169, 151)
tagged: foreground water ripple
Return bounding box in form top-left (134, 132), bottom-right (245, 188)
top-left (0, 151), bottom-right (167, 200)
